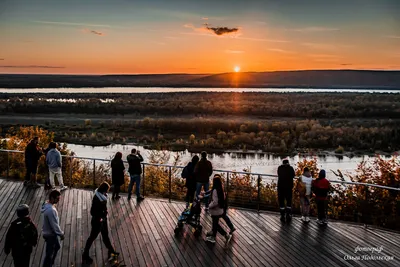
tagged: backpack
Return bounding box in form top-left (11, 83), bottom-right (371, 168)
top-left (181, 164), bottom-right (190, 179)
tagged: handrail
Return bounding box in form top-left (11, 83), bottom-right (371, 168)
top-left (1, 149), bottom-right (399, 191)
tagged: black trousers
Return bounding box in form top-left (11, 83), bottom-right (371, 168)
top-left (112, 185), bottom-right (121, 198)
top-left (316, 199), bottom-right (327, 220)
top-left (185, 184), bottom-right (196, 203)
top-left (211, 215), bottom-right (227, 237)
top-left (83, 218), bottom-right (114, 255)
top-left (278, 187), bottom-right (293, 208)
top-left (12, 251), bottom-right (31, 267)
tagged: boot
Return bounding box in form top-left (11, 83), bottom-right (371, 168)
top-left (286, 207), bottom-right (292, 222)
top-left (82, 253), bottom-right (93, 264)
top-left (280, 209), bottom-right (286, 222)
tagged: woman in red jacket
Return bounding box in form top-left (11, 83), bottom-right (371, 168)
top-left (312, 170), bottom-right (331, 225)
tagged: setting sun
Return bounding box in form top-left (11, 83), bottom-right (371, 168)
top-left (234, 66), bottom-right (241, 72)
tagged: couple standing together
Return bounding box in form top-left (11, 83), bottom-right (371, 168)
top-left (110, 148), bottom-right (145, 201)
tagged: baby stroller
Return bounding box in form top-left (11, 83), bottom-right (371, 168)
top-left (174, 197), bottom-right (203, 236)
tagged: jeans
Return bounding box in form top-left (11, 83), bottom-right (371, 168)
top-left (300, 196), bottom-right (310, 216)
top-left (211, 215), bottom-right (227, 237)
top-left (128, 174), bottom-right (141, 198)
top-left (49, 168), bottom-right (64, 187)
top-left (43, 235), bottom-right (60, 267)
top-left (221, 211), bottom-right (234, 230)
top-left (278, 187), bottom-right (293, 209)
top-left (316, 199), bottom-right (328, 220)
top-left (195, 182), bottom-right (209, 208)
top-left (83, 218), bottom-right (114, 256)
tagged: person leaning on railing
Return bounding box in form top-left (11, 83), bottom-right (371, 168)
top-left (24, 137), bottom-right (43, 189)
top-left (277, 159), bottom-right (295, 222)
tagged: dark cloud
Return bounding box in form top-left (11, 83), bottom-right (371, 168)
top-left (0, 65), bottom-right (65, 69)
top-left (82, 29), bottom-right (105, 36)
top-left (205, 24), bottom-right (239, 36)
top-left (340, 63), bottom-right (353, 66)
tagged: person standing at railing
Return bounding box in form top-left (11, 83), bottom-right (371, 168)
top-left (277, 159), bottom-right (295, 222)
top-left (111, 152), bottom-right (125, 200)
top-left (46, 142), bottom-right (67, 191)
top-left (4, 204), bottom-right (38, 267)
top-left (24, 137), bottom-right (42, 189)
top-left (127, 148), bottom-right (145, 201)
top-left (296, 167), bottom-right (313, 223)
top-left (182, 155), bottom-right (200, 208)
top-left (82, 182), bottom-right (119, 264)
top-left (312, 170), bottom-right (330, 225)
top-left (194, 151), bottom-right (213, 212)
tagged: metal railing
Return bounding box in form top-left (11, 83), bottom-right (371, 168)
top-left (1, 149), bottom-right (400, 229)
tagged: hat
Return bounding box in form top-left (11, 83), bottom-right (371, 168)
top-left (17, 204), bottom-right (29, 218)
top-left (319, 170), bottom-right (326, 178)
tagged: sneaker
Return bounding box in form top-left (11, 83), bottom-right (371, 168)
top-left (317, 219), bottom-right (325, 225)
top-left (305, 216), bottom-right (310, 223)
top-left (229, 228), bottom-right (236, 235)
top-left (205, 236), bottom-right (216, 243)
top-left (23, 181), bottom-right (29, 187)
top-left (108, 250), bottom-right (120, 258)
top-left (115, 195), bottom-right (121, 199)
top-left (206, 231), bottom-right (213, 237)
top-left (30, 183), bottom-right (40, 189)
top-left (323, 219), bottom-right (328, 225)
top-left (301, 216), bottom-right (306, 222)
top-left (225, 234), bottom-right (232, 245)
top-left (137, 196), bottom-right (145, 201)
top-left (82, 254), bottom-right (93, 264)
top-left (60, 186), bottom-right (68, 191)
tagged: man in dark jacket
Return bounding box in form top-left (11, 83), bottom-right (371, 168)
top-left (277, 159), bottom-right (295, 222)
top-left (4, 204), bottom-right (38, 267)
top-left (24, 137), bottom-right (43, 189)
top-left (127, 148), bottom-right (145, 201)
top-left (194, 151), bottom-right (213, 210)
top-left (183, 155), bottom-right (199, 208)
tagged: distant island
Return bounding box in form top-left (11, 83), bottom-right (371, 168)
top-left (0, 70), bottom-right (400, 89)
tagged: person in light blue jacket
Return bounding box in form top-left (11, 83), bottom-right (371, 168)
top-left (41, 190), bottom-right (64, 267)
top-left (46, 142), bottom-right (67, 191)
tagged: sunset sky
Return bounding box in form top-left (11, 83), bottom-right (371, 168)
top-left (0, 0), bottom-right (399, 74)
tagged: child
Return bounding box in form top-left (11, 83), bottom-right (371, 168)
top-left (312, 170), bottom-right (331, 225)
top-left (4, 204), bottom-right (38, 267)
top-left (296, 167), bottom-right (313, 223)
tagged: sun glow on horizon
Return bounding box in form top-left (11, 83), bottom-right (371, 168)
top-left (234, 66), bottom-right (241, 72)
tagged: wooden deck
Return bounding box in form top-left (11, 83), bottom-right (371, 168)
top-left (0, 179), bottom-right (399, 267)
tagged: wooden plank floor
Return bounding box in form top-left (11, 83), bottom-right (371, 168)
top-left (0, 179), bottom-right (399, 267)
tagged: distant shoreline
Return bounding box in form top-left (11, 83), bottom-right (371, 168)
top-left (1, 70), bottom-right (399, 89)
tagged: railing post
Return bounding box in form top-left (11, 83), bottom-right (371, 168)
top-left (69, 157), bottom-right (73, 188)
top-left (93, 159), bottom-right (96, 188)
top-left (169, 166), bottom-right (172, 203)
top-left (226, 171), bottom-right (229, 207)
top-left (142, 164), bottom-right (145, 196)
top-left (364, 185), bottom-right (369, 229)
top-left (257, 175), bottom-right (261, 214)
top-left (6, 151), bottom-right (9, 179)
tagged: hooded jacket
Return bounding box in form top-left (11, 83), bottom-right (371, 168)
top-left (90, 189), bottom-right (108, 220)
top-left (46, 148), bottom-right (62, 170)
top-left (4, 217), bottom-right (38, 255)
top-left (127, 154), bottom-right (143, 175)
top-left (194, 158), bottom-right (213, 183)
top-left (312, 177), bottom-right (331, 200)
top-left (41, 202), bottom-right (64, 237)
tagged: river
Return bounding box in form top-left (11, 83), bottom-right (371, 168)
top-left (1, 87), bottom-right (400, 94)
top-left (66, 143), bottom-right (386, 181)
